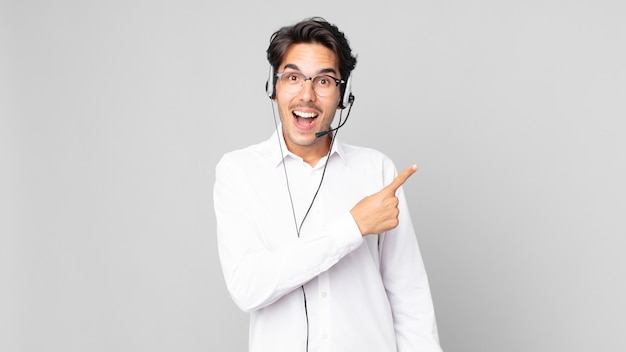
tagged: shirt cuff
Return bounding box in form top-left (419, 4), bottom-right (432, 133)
top-left (328, 211), bottom-right (364, 252)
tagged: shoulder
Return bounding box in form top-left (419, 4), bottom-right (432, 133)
top-left (216, 138), bottom-right (273, 172)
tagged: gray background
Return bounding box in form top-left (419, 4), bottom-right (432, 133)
top-left (2, 0), bottom-right (625, 351)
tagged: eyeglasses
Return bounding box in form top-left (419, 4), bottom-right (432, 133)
top-left (275, 71), bottom-right (345, 97)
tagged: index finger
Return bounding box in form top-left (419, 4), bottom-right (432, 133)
top-left (385, 164), bottom-right (419, 192)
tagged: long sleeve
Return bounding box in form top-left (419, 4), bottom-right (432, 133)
top-left (214, 153), bottom-right (363, 312)
top-left (379, 165), bottom-right (443, 352)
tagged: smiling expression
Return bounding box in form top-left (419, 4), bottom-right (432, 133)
top-left (274, 43), bottom-right (342, 164)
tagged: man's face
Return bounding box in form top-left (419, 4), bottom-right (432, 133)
top-left (274, 43), bottom-right (342, 156)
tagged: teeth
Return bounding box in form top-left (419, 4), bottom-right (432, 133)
top-left (294, 111), bottom-right (318, 118)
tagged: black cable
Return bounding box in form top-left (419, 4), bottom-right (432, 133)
top-left (297, 122), bottom-right (338, 236)
top-left (272, 103), bottom-right (345, 238)
top-left (301, 286), bottom-right (310, 350)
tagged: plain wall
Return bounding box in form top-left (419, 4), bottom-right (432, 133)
top-left (2, 1), bottom-right (625, 351)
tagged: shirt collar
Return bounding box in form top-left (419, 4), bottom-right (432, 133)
top-left (269, 126), bottom-right (347, 167)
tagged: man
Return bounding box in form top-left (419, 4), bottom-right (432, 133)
top-left (214, 17), bottom-right (443, 352)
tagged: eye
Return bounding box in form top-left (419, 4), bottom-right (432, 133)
top-left (315, 76), bottom-right (333, 87)
top-left (284, 73), bottom-right (301, 83)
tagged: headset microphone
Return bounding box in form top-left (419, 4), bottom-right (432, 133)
top-left (315, 93), bottom-right (355, 138)
top-left (315, 130), bottom-right (332, 139)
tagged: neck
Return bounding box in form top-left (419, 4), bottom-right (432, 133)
top-left (286, 135), bottom-right (332, 167)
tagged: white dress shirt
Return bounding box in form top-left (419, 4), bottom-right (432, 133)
top-left (214, 130), bottom-right (442, 352)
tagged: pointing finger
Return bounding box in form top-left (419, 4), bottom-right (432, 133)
top-left (385, 164), bottom-right (418, 193)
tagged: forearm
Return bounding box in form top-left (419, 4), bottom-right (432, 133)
top-left (217, 211), bottom-right (362, 311)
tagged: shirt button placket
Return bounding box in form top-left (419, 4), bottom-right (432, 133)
top-left (319, 272), bottom-right (331, 349)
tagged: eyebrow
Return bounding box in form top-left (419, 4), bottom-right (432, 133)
top-left (282, 63), bottom-right (338, 76)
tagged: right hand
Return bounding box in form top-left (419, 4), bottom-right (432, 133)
top-left (350, 164), bottom-right (418, 236)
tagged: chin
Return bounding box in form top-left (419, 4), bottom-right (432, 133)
top-left (291, 135), bottom-right (317, 147)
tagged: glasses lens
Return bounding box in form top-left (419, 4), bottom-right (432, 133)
top-left (313, 75), bottom-right (335, 96)
top-left (279, 72), bottom-right (303, 94)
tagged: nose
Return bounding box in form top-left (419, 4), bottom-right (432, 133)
top-left (298, 79), bottom-right (316, 102)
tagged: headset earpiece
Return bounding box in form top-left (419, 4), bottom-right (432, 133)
top-left (266, 66), bottom-right (276, 99)
top-left (340, 75), bottom-right (353, 109)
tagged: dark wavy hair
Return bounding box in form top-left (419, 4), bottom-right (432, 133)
top-left (266, 17), bottom-right (358, 81)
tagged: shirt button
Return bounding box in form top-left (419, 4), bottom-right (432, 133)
top-left (321, 292), bottom-right (327, 298)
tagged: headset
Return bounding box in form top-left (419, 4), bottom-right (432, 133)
top-left (266, 65), bottom-right (354, 109)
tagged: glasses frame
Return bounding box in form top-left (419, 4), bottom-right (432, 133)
top-left (275, 71), bottom-right (346, 96)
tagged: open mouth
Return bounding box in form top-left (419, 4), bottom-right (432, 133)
top-left (292, 110), bottom-right (318, 130)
